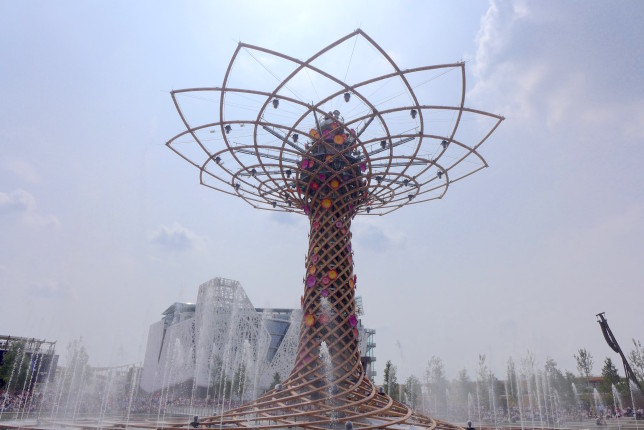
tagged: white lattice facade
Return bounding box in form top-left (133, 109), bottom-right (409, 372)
top-left (140, 277), bottom-right (374, 398)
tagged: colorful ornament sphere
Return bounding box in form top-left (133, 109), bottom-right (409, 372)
top-left (328, 270), bottom-right (338, 280)
top-left (321, 198), bottom-right (332, 209)
top-left (307, 275), bottom-right (316, 287)
top-left (305, 314), bottom-right (315, 327)
top-left (349, 314), bottom-right (358, 327)
top-left (319, 313), bottom-right (329, 325)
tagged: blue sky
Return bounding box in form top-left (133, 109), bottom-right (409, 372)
top-left (1, 1), bottom-right (643, 382)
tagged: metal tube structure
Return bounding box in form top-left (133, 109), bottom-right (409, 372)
top-left (166, 30), bottom-right (504, 429)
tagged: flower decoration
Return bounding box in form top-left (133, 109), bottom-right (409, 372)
top-left (310, 182), bottom-right (319, 191)
top-left (305, 314), bottom-right (315, 327)
top-left (328, 270), bottom-right (338, 281)
top-left (349, 278), bottom-right (354, 288)
top-left (319, 313), bottom-right (329, 325)
top-left (321, 198), bottom-right (332, 209)
top-left (320, 288), bottom-right (329, 297)
top-left (307, 275), bottom-right (316, 287)
top-left (321, 276), bottom-right (330, 285)
top-left (330, 179), bottom-right (340, 190)
top-left (311, 254), bottom-right (319, 263)
top-left (309, 129), bottom-right (320, 139)
top-left (322, 129), bottom-right (331, 139)
top-left (349, 314), bottom-right (358, 327)
top-left (352, 328), bottom-right (359, 338)
top-left (312, 221), bottom-right (320, 230)
top-left (335, 221), bottom-right (343, 228)
top-left (319, 173), bottom-right (326, 181)
top-left (360, 163), bottom-right (366, 172)
top-left (333, 134), bottom-right (345, 145)
top-left (308, 265), bottom-right (317, 275)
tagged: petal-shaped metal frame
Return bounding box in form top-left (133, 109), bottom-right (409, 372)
top-left (166, 29), bottom-right (503, 430)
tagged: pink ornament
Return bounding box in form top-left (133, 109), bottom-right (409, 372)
top-left (349, 314), bottom-right (358, 327)
top-left (321, 289), bottom-right (329, 297)
top-left (307, 275), bottom-right (316, 287)
top-left (322, 276), bottom-right (330, 285)
top-left (335, 221), bottom-right (343, 228)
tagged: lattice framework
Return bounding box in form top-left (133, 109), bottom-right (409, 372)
top-left (166, 29), bottom-right (504, 429)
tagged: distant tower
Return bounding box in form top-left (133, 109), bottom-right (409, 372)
top-left (167, 30), bottom-right (503, 429)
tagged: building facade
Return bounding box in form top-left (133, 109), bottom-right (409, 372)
top-left (140, 277), bottom-right (375, 398)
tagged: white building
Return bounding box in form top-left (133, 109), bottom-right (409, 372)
top-left (140, 277), bottom-right (375, 398)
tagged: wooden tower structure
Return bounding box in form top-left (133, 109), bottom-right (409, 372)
top-left (167, 30), bottom-right (504, 429)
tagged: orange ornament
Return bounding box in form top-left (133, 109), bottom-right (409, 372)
top-left (309, 129), bottom-right (320, 139)
top-left (321, 198), bottom-right (332, 209)
top-left (333, 134), bottom-right (345, 145)
top-left (329, 179), bottom-right (340, 189)
top-left (328, 269), bottom-right (338, 280)
top-left (305, 314), bottom-right (315, 327)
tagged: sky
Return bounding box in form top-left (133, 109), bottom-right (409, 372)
top-left (1, 0), bottom-right (643, 383)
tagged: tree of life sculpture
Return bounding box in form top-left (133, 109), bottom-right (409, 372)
top-left (167, 30), bottom-right (503, 430)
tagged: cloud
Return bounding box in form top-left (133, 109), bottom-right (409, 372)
top-left (27, 280), bottom-right (72, 300)
top-left (150, 222), bottom-right (201, 251)
top-left (1, 157), bottom-right (40, 183)
top-left (0, 189), bottom-right (36, 214)
top-left (470, 1), bottom-right (644, 137)
top-left (353, 221), bottom-right (405, 252)
top-left (0, 189), bottom-right (60, 229)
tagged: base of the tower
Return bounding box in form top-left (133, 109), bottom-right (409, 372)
top-left (195, 377), bottom-right (463, 430)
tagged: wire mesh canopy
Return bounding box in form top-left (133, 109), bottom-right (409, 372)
top-left (166, 29), bottom-right (503, 430)
top-left (167, 30), bottom-right (503, 216)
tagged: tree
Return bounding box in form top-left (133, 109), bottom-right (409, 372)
top-left (506, 357), bottom-right (517, 406)
top-left (628, 339), bottom-right (644, 385)
top-left (383, 360), bottom-right (399, 401)
top-left (599, 357), bottom-right (622, 405)
top-left (574, 348), bottom-right (594, 385)
top-left (425, 356), bottom-right (448, 416)
top-left (270, 372), bottom-right (281, 389)
top-left (544, 357), bottom-right (575, 408)
top-left (404, 375), bottom-right (422, 410)
top-left (0, 340), bottom-right (29, 392)
top-left (232, 363), bottom-right (247, 400)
